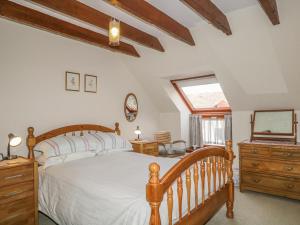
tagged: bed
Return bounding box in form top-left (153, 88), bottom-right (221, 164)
top-left (26, 123), bottom-right (234, 225)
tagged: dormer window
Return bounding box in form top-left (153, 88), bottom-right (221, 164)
top-left (171, 75), bottom-right (231, 115)
top-left (172, 75), bottom-right (232, 146)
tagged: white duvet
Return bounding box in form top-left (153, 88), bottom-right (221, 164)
top-left (39, 152), bottom-right (176, 225)
top-left (39, 152), bottom-right (214, 225)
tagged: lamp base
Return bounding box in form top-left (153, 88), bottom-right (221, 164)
top-left (4, 155), bottom-right (18, 160)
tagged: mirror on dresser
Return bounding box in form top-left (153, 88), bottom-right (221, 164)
top-left (251, 109), bottom-right (298, 144)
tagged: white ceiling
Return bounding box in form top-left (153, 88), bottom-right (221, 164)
top-left (120, 0), bottom-right (300, 112)
top-left (211, 0), bottom-right (258, 13)
top-left (19, 0), bottom-right (258, 42)
top-left (14, 0), bottom-right (298, 113)
top-left (147, 0), bottom-right (258, 28)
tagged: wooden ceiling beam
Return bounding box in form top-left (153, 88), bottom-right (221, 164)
top-left (105, 0), bottom-right (195, 46)
top-left (182, 0), bottom-right (232, 35)
top-left (258, 0), bottom-right (280, 25)
top-left (0, 0), bottom-right (139, 57)
top-left (29, 0), bottom-right (164, 52)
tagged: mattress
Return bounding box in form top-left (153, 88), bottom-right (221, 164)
top-left (39, 151), bottom-right (213, 225)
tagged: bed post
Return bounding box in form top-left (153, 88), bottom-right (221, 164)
top-left (226, 140), bottom-right (234, 218)
top-left (27, 127), bottom-right (36, 160)
top-left (146, 163), bottom-right (163, 225)
top-left (115, 122), bottom-right (121, 135)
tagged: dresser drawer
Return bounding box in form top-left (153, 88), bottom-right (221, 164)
top-left (240, 145), bottom-right (300, 161)
top-left (144, 144), bottom-right (158, 155)
top-left (241, 158), bottom-right (300, 178)
top-left (0, 196), bottom-right (34, 223)
top-left (0, 211), bottom-right (34, 225)
top-left (0, 165), bottom-right (33, 187)
top-left (270, 148), bottom-right (300, 161)
top-left (0, 182), bottom-right (34, 204)
top-left (242, 173), bottom-right (300, 194)
top-left (132, 141), bottom-right (158, 156)
top-left (143, 143), bottom-right (157, 151)
top-left (239, 146), bottom-right (269, 157)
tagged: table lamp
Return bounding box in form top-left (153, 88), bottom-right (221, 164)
top-left (134, 126), bottom-right (142, 141)
top-left (6, 133), bottom-right (22, 160)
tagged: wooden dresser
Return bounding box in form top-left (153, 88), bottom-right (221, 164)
top-left (130, 140), bottom-right (159, 156)
top-left (239, 140), bottom-right (300, 200)
top-left (0, 158), bottom-right (38, 225)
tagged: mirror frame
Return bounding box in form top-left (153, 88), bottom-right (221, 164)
top-left (124, 93), bottom-right (138, 122)
top-left (250, 109), bottom-right (297, 144)
top-left (253, 109), bottom-right (295, 136)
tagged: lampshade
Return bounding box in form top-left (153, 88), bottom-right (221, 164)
top-left (8, 133), bottom-right (22, 147)
top-left (109, 18), bottom-right (120, 46)
top-left (134, 126), bottom-right (141, 135)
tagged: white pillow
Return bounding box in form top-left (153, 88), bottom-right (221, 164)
top-left (87, 132), bottom-right (132, 153)
top-left (43, 151), bottom-right (96, 169)
top-left (34, 135), bottom-right (96, 164)
top-left (97, 148), bottom-right (132, 156)
top-left (34, 132), bottom-right (132, 164)
top-left (63, 151), bottom-right (96, 163)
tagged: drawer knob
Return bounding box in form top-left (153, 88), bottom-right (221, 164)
top-left (251, 163), bottom-right (260, 167)
top-left (286, 184), bottom-right (295, 189)
top-left (253, 179), bottom-right (261, 183)
top-left (251, 149), bottom-right (257, 154)
top-left (4, 191), bottom-right (22, 198)
top-left (285, 167), bottom-right (294, 171)
top-left (284, 152), bottom-right (293, 157)
top-left (4, 174), bottom-right (23, 180)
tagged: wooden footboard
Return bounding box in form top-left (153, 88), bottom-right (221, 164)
top-left (146, 140), bottom-right (235, 225)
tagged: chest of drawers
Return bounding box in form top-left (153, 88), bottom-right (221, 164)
top-left (130, 140), bottom-right (159, 156)
top-left (239, 141), bottom-right (300, 200)
top-left (0, 158), bottom-right (38, 225)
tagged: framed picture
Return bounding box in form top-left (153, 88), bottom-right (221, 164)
top-left (84, 74), bottom-right (97, 93)
top-left (65, 71), bottom-right (80, 91)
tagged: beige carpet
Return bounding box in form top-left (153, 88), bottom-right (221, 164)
top-left (39, 188), bottom-right (300, 225)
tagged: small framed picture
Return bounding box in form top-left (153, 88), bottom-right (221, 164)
top-left (65, 71), bottom-right (80, 91)
top-left (84, 74), bottom-right (97, 93)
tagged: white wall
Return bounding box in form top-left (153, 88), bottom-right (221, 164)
top-left (121, 0), bottom-right (300, 153)
top-left (0, 19), bottom-right (159, 157)
top-left (1, 0), bottom-right (299, 161)
top-left (159, 113), bottom-right (181, 139)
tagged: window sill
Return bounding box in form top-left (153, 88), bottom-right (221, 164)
top-left (203, 144), bottom-right (225, 148)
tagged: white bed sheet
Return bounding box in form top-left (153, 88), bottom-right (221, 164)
top-left (39, 151), bottom-right (216, 225)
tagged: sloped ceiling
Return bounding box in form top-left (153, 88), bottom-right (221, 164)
top-left (10, 0), bottom-right (300, 113)
top-left (120, 0), bottom-right (300, 112)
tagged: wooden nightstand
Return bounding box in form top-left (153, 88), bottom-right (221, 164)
top-left (0, 157), bottom-right (38, 225)
top-left (130, 140), bottom-right (159, 156)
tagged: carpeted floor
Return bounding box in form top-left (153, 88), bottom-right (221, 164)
top-left (39, 188), bottom-right (300, 225)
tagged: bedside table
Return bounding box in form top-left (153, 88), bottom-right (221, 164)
top-left (0, 157), bottom-right (38, 225)
top-left (130, 140), bottom-right (159, 156)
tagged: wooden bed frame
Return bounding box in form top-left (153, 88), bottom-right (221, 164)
top-left (26, 123), bottom-right (234, 225)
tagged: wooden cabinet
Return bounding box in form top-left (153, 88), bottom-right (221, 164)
top-left (130, 140), bottom-right (159, 156)
top-left (0, 158), bottom-right (38, 225)
top-left (239, 140), bottom-right (300, 200)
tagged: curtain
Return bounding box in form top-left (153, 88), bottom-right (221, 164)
top-left (202, 117), bottom-right (225, 145)
top-left (189, 115), bottom-right (203, 147)
top-left (224, 114), bottom-right (232, 141)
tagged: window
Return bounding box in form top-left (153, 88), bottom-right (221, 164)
top-left (171, 75), bottom-right (231, 115)
top-left (202, 117), bottom-right (225, 145)
top-left (173, 75), bottom-right (232, 146)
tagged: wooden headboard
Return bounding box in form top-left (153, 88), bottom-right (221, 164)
top-left (26, 123), bottom-right (120, 160)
